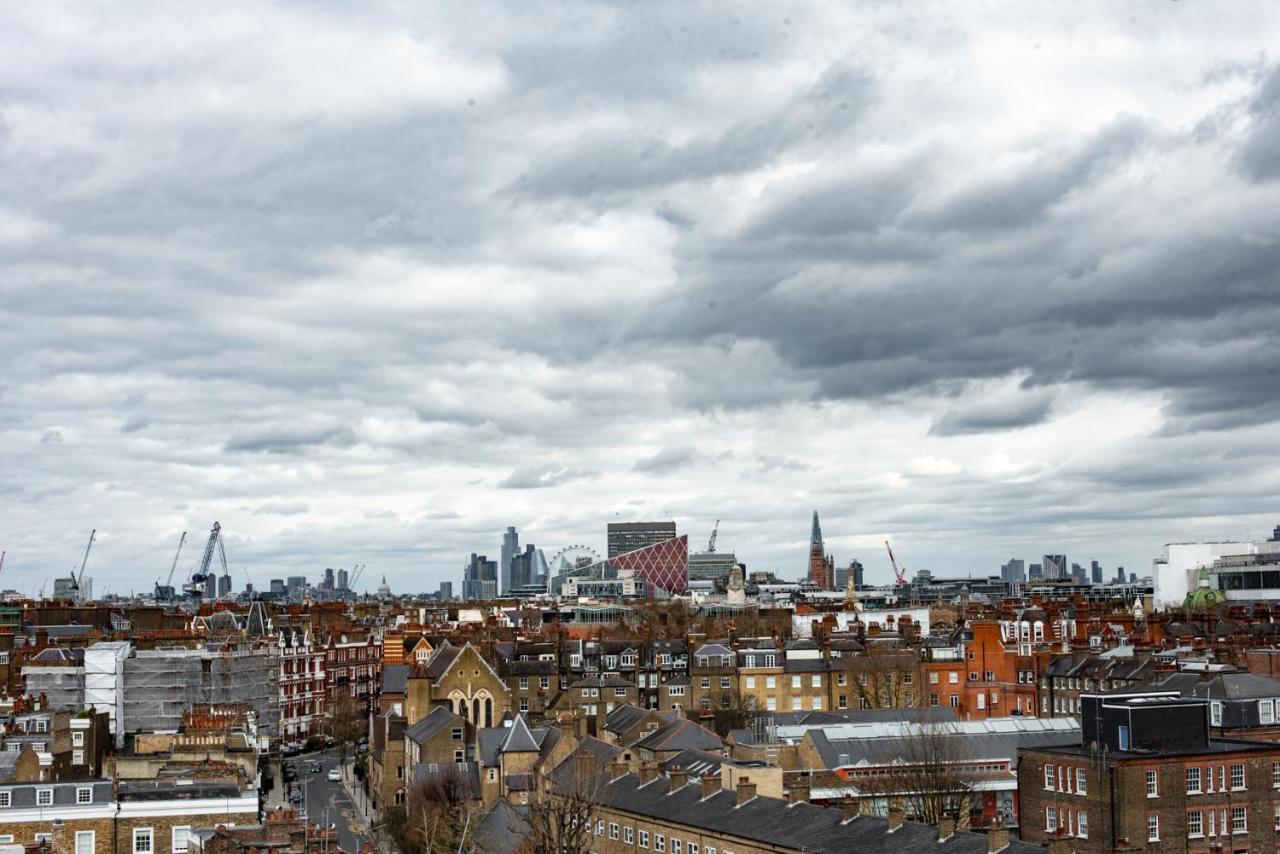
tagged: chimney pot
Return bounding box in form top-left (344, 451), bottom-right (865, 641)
top-left (841, 796), bottom-right (860, 822)
top-left (735, 778), bottom-right (757, 806)
top-left (668, 769), bottom-right (688, 793)
top-left (938, 814), bottom-right (956, 841)
top-left (887, 803), bottom-right (905, 832)
top-left (639, 761), bottom-right (658, 785)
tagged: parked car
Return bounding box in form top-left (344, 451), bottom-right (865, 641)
top-left (327, 768), bottom-right (341, 782)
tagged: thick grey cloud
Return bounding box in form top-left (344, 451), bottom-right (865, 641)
top-left (2, 1), bottom-right (1280, 594)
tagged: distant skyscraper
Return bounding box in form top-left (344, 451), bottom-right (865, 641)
top-left (286, 576), bottom-right (306, 599)
top-left (808, 512), bottom-right (835, 589)
top-left (217, 573), bottom-right (232, 599)
top-left (607, 521), bottom-right (678, 559)
top-left (269, 578), bottom-right (286, 595)
top-left (1115, 565), bottom-right (1126, 583)
top-left (463, 553), bottom-right (498, 600)
top-left (337, 568), bottom-right (349, 591)
top-left (834, 559), bottom-right (864, 590)
top-left (501, 526), bottom-right (519, 594)
top-left (322, 567), bottom-right (335, 591)
top-left (508, 544), bottom-right (542, 592)
top-left (438, 581), bottom-right (453, 600)
top-left (1070, 563), bottom-right (1086, 584)
top-left (1042, 555), bottom-right (1067, 580)
top-left (1029, 563), bottom-right (1043, 580)
top-left (1001, 559), bottom-right (1025, 583)
top-left (1090, 560), bottom-right (1102, 584)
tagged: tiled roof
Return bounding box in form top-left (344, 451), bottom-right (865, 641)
top-left (594, 773), bottom-right (1042, 853)
top-left (633, 719), bottom-right (724, 753)
top-left (405, 706), bottom-right (462, 745)
top-left (501, 714), bottom-right (541, 753)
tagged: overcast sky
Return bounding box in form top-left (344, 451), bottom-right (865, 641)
top-left (3, 2), bottom-right (1280, 596)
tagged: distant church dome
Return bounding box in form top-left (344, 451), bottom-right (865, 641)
top-left (377, 574), bottom-right (392, 598)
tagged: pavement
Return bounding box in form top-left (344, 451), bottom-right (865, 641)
top-left (277, 748), bottom-right (376, 853)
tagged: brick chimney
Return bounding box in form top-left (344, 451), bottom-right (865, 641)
top-left (987, 815), bottom-right (1010, 853)
top-left (887, 803), bottom-right (905, 832)
top-left (735, 776), bottom-right (757, 806)
top-left (668, 768), bottom-right (688, 793)
top-left (574, 750), bottom-right (595, 782)
top-left (610, 759), bottom-right (628, 780)
top-left (639, 761), bottom-right (658, 785)
top-left (937, 814), bottom-right (956, 842)
top-left (841, 796), bottom-right (860, 823)
top-left (788, 775), bottom-right (811, 802)
top-left (700, 774), bottom-right (719, 799)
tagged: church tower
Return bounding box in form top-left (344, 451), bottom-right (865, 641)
top-left (808, 511), bottom-right (835, 589)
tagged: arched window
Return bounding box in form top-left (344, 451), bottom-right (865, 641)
top-left (485, 697), bottom-right (493, 727)
top-left (473, 698), bottom-right (481, 724)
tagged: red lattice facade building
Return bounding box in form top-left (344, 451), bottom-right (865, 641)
top-left (612, 534), bottom-right (689, 595)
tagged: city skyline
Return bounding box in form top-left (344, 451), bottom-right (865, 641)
top-left (3, 3), bottom-right (1280, 592)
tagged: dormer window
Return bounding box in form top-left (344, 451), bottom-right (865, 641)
top-left (763, 655), bottom-right (776, 667)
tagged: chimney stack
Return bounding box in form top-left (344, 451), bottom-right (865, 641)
top-left (937, 814), bottom-right (956, 842)
top-left (735, 777), bottom-right (757, 806)
top-left (840, 796), bottom-right (860, 823)
top-left (700, 774), bottom-right (719, 799)
top-left (610, 759), bottom-right (628, 781)
top-left (887, 803), bottom-right (905, 832)
top-left (574, 750), bottom-right (595, 782)
top-left (668, 769), bottom-right (688, 793)
top-left (987, 815), bottom-right (1010, 853)
top-left (639, 761), bottom-right (658, 786)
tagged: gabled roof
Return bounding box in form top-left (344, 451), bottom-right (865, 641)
top-left (661, 748), bottom-right (725, 778)
top-left (405, 706), bottom-right (462, 745)
top-left (382, 664), bottom-right (410, 695)
top-left (501, 714), bottom-right (541, 753)
top-left (593, 772), bottom-right (1042, 854)
top-left (422, 643), bottom-right (460, 679)
top-left (692, 643), bottom-right (734, 659)
top-left (605, 704), bottom-right (656, 735)
top-left (633, 719), bottom-right (724, 753)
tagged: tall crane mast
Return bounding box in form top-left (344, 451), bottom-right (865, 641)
top-left (0, 550), bottom-right (5, 577)
top-left (71, 529), bottom-right (96, 601)
top-left (185, 522), bottom-right (222, 599)
top-left (707, 520), bottom-right (720, 553)
top-left (884, 540), bottom-right (907, 586)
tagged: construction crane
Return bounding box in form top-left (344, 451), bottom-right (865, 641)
top-left (68, 529), bottom-right (96, 601)
top-left (884, 540), bottom-right (907, 586)
top-left (155, 531), bottom-right (186, 600)
top-left (349, 563), bottom-right (366, 590)
top-left (0, 550), bottom-right (5, 578)
top-left (185, 522), bottom-right (228, 599)
top-left (707, 520), bottom-right (720, 553)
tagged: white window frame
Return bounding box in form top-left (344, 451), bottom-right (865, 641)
top-left (625, 827), bottom-right (634, 844)
top-left (609, 823), bottom-right (619, 840)
top-left (1147, 814), bottom-right (1159, 842)
top-left (76, 786), bottom-right (92, 804)
top-left (0, 791), bottom-right (9, 808)
top-left (654, 834), bottom-right (665, 853)
top-left (639, 831), bottom-right (649, 849)
top-left (75, 831), bottom-right (95, 854)
top-left (1077, 810), bottom-right (1088, 839)
top-left (1146, 769), bottom-right (1158, 797)
top-left (1231, 763), bottom-right (1245, 790)
top-left (1188, 809), bottom-right (1203, 838)
top-left (1075, 768), bottom-right (1086, 795)
top-left (36, 788), bottom-right (53, 807)
top-left (1232, 805), bottom-right (1247, 834)
top-left (172, 826), bottom-right (192, 854)
top-left (133, 828), bottom-right (154, 854)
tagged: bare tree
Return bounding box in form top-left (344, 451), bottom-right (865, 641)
top-left (841, 649), bottom-right (919, 710)
top-left (517, 755), bottom-right (607, 854)
top-left (854, 723), bottom-right (977, 828)
top-left (692, 686), bottom-right (756, 737)
top-left (327, 689), bottom-right (365, 766)
top-left (393, 764), bottom-right (483, 854)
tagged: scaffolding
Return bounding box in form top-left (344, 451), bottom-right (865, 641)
top-left (120, 644), bottom-right (280, 737)
top-left (22, 665), bottom-right (85, 710)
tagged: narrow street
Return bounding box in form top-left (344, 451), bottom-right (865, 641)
top-left (277, 748), bottom-right (376, 853)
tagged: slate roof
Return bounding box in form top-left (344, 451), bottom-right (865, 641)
top-left (476, 800), bottom-right (530, 853)
top-left (381, 664), bottom-right (410, 695)
top-left (405, 705), bottom-right (461, 745)
top-left (478, 728), bottom-right (506, 767)
top-left (692, 643), bottom-right (734, 659)
top-left (605, 704), bottom-right (655, 735)
top-left (423, 643), bottom-right (460, 679)
top-left (594, 773), bottom-right (1042, 854)
top-left (547, 736), bottom-right (622, 790)
top-left (0, 780), bottom-right (113, 806)
top-left (1191, 672), bottom-right (1280, 701)
top-left (501, 715), bottom-right (541, 753)
top-left (783, 659), bottom-right (828, 673)
top-left (633, 719), bottom-right (724, 753)
top-left (661, 748), bottom-right (726, 778)
top-left (507, 659), bottom-right (556, 676)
